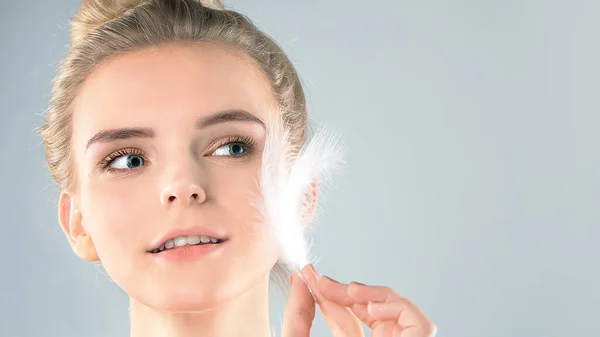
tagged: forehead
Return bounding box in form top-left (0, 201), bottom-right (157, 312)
top-left (71, 43), bottom-right (276, 138)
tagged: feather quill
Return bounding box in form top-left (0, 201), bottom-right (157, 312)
top-left (249, 109), bottom-right (348, 274)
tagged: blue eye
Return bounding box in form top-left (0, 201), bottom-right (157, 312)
top-left (110, 154), bottom-right (145, 169)
top-left (213, 143), bottom-right (246, 156)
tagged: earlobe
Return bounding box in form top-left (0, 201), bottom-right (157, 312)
top-left (58, 191), bottom-right (99, 262)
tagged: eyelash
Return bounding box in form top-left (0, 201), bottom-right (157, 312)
top-left (211, 135), bottom-right (257, 158)
top-left (98, 135), bottom-right (258, 173)
top-left (98, 147), bottom-right (143, 172)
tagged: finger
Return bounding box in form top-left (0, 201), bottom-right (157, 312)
top-left (318, 277), bottom-right (436, 336)
top-left (367, 300), bottom-right (406, 322)
top-left (282, 273), bottom-right (316, 337)
top-left (367, 300), bottom-right (429, 327)
top-left (347, 283), bottom-right (402, 304)
top-left (349, 303), bottom-right (373, 328)
top-left (392, 323), bottom-right (438, 337)
top-left (317, 276), bottom-right (353, 307)
top-left (318, 276), bottom-right (400, 331)
top-left (372, 321), bottom-right (395, 337)
top-left (319, 277), bottom-right (404, 330)
top-left (301, 265), bottom-right (364, 337)
top-left (368, 301), bottom-right (437, 337)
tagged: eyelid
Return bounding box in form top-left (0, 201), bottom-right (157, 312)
top-left (98, 147), bottom-right (146, 172)
top-left (208, 135), bottom-right (257, 157)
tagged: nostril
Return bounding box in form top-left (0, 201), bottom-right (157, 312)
top-left (168, 196), bottom-right (176, 202)
top-left (191, 193), bottom-right (198, 199)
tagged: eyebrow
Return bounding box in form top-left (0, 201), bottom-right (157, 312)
top-left (85, 109), bottom-right (265, 150)
top-left (86, 128), bottom-right (154, 150)
top-left (195, 109), bottom-right (265, 130)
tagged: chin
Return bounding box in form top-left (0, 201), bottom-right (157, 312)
top-left (129, 272), bottom-right (253, 313)
top-left (151, 294), bottom-right (227, 313)
top-left (133, 281), bottom-right (232, 313)
top-left (114, 246), bottom-right (279, 312)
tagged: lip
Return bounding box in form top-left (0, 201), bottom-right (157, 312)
top-left (150, 241), bottom-right (228, 262)
top-left (148, 226), bottom-right (229, 252)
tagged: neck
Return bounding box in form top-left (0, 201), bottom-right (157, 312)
top-left (129, 278), bottom-right (272, 337)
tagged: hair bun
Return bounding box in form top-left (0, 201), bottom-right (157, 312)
top-left (69, 0), bottom-right (225, 46)
top-left (199, 0), bottom-right (224, 9)
top-left (70, 0), bottom-right (143, 46)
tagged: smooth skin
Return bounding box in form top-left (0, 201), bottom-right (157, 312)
top-left (282, 265), bottom-right (436, 337)
top-left (58, 42), bottom-right (435, 337)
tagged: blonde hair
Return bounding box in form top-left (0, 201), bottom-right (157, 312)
top-left (38, 0), bottom-right (309, 294)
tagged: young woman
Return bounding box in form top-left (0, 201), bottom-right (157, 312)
top-left (38, 0), bottom-right (436, 336)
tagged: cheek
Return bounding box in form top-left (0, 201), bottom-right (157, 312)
top-left (79, 178), bottom-right (154, 257)
top-left (212, 165), bottom-right (280, 265)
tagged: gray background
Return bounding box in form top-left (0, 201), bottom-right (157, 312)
top-left (0, 0), bottom-right (597, 336)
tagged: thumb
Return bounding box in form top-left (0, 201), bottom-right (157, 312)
top-left (301, 265), bottom-right (364, 337)
top-left (282, 273), bottom-right (316, 337)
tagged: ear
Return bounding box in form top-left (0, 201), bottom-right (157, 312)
top-left (302, 178), bottom-right (318, 228)
top-left (58, 191), bottom-right (99, 262)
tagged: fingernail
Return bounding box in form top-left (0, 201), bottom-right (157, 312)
top-left (301, 264), bottom-right (320, 282)
top-left (300, 266), bottom-right (311, 284)
top-left (301, 265), bottom-right (322, 298)
top-left (297, 271), bottom-right (307, 284)
top-left (298, 267), bottom-right (321, 303)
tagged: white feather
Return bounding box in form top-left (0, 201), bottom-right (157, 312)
top-left (249, 109), bottom-right (347, 274)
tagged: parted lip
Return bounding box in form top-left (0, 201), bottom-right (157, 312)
top-left (147, 226), bottom-right (229, 252)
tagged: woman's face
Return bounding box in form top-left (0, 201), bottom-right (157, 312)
top-left (65, 43), bottom-right (280, 311)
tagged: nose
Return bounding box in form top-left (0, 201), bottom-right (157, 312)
top-left (160, 182), bottom-right (206, 207)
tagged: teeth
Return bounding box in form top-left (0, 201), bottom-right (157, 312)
top-left (187, 236), bottom-right (201, 245)
top-left (174, 237), bottom-right (187, 247)
top-left (152, 235), bottom-right (222, 253)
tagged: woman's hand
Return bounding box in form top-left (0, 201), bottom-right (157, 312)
top-left (282, 264), bottom-right (436, 337)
